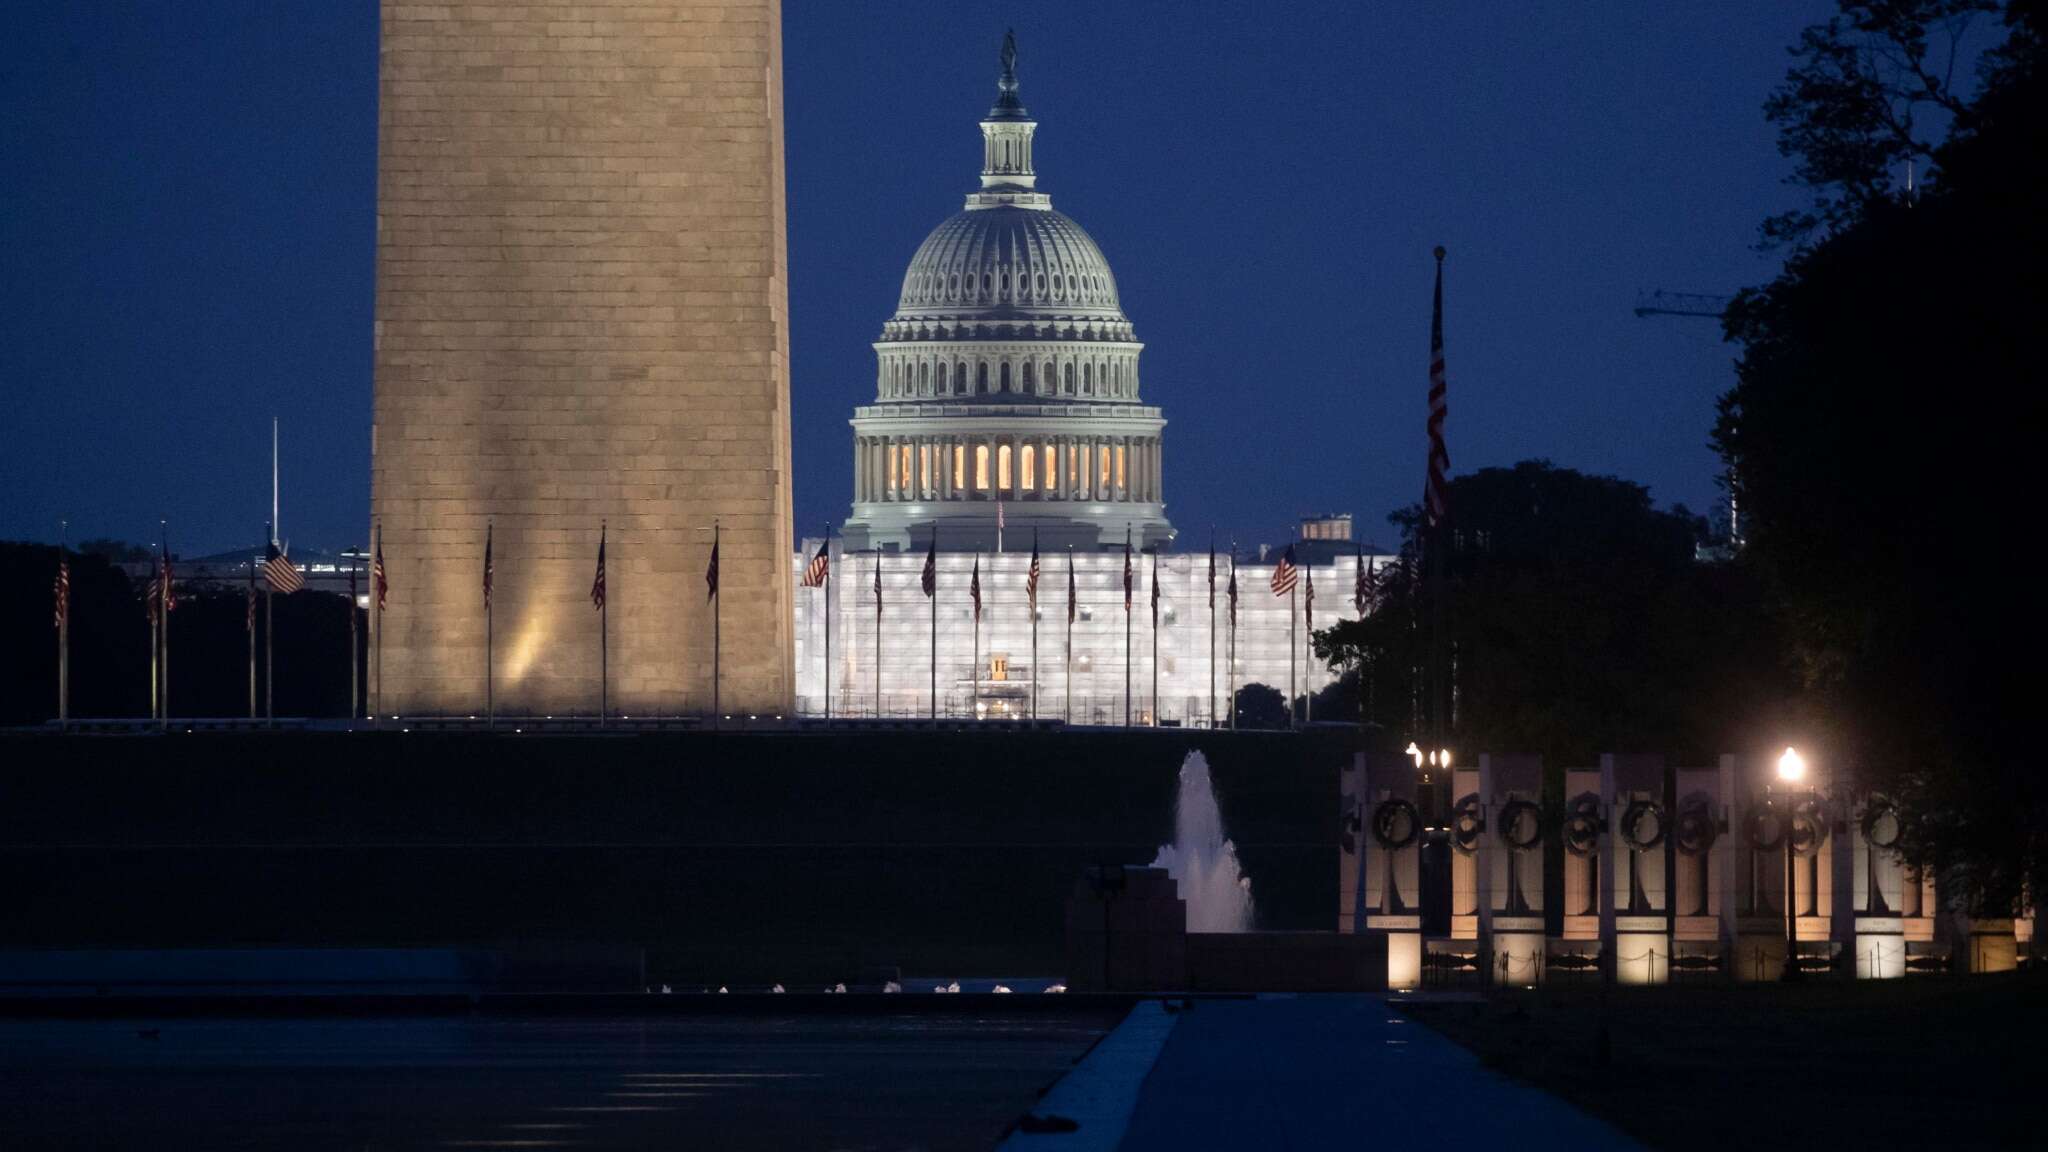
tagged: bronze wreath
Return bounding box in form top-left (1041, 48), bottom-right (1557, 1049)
top-left (1563, 793), bottom-right (1603, 857)
top-left (1675, 793), bottom-right (1718, 856)
top-left (1860, 796), bottom-right (1902, 851)
top-left (1789, 797), bottom-right (1829, 858)
top-left (1744, 804), bottom-right (1786, 851)
top-left (1451, 793), bottom-right (1484, 855)
top-left (1498, 798), bottom-right (1543, 853)
top-left (1372, 798), bottom-right (1421, 850)
top-left (1621, 799), bottom-right (1668, 853)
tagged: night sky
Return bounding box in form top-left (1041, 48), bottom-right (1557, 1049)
top-left (0, 2), bottom-right (1826, 557)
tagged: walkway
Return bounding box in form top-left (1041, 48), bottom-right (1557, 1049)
top-left (1015, 994), bottom-right (1637, 1151)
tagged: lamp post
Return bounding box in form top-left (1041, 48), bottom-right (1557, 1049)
top-left (1777, 746), bottom-right (1806, 983)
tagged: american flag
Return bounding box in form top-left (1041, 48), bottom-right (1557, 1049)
top-left (1425, 247), bottom-right (1450, 530)
top-left (1150, 551), bottom-right (1160, 623)
top-left (1305, 562), bottom-right (1315, 629)
top-left (1227, 557), bottom-right (1238, 627)
top-left (705, 533), bottom-right (719, 600)
top-left (481, 524), bottom-right (494, 608)
top-left (53, 555), bottom-right (69, 629)
top-left (970, 556), bottom-right (982, 623)
top-left (144, 563), bottom-right (161, 625)
top-left (160, 545), bottom-right (178, 613)
top-left (920, 536), bottom-right (936, 599)
top-left (1355, 549), bottom-right (1375, 615)
top-left (1122, 532), bottom-right (1133, 612)
top-left (801, 537), bottom-right (829, 588)
top-left (591, 526), bottom-right (607, 610)
top-left (1066, 548), bottom-right (1077, 625)
top-left (873, 549), bottom-right (883, 617)
top-left (1271, 544), bottom-right (1299, 597)
top-left (264, 542), bottom-right (304, 594)
top-left (1026, 531), bottom-right (1040, 611)
top-left (373, 536), bottom-right (388, 611)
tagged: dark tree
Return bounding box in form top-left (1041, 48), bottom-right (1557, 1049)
top-left (1232, 683), bottom-right (1289, 730)
top-left (1312, 462), bottom-right (1796, 764)
top-left (1721, 2), bottom-right (2044, 906)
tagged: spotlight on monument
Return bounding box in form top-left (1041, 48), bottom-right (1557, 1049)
top-left (1777, 746), bottom-right (1806, 783)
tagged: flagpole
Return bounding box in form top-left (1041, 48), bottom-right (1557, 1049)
top-left (265, 527), bottom-right (275, 729)
top-left (930, 530), bottom-right (937, 722)
top-left (374, 522), bottom-right (384, 726)
top-left (56, 521), bottom-right (68, 729)
top-left (823, 525), bottom-right (832, 721)
top-left (1030, 534), bottom-right (1038, 724)
top-left (971, 556), bottom-right (980, 721)
top-left (1208, 528), bottom-right (1216, 730)
top-left (349, 557), bottom-right (359, 721)
top-left (1064, 547), bottom-right (1073, 725)
top-left (247, 555), bottom-right (257, 720)
top-left (1228, 544), bottom-right (1237, 730)
top-left (712, 519), bottom-right (721, 727)
top-left (1289, 583), bottom-right (1298, 730)
top-left (485, 520), bottom-right (494, 729)
top-left (874, 549), bottom-right (882, 719)
top-left (1124, 526), bottom-right (1132, 728)
top-left (159, 521), bottom-right (170, 731)
top-left (148, 558), bottom-right (159, 722)
top-left (1150, 551), bottom-right (1159, 727)
top-left (1304, 566), bottom-right (1314, 725)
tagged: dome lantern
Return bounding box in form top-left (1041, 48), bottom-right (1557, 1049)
top-left (972, 31), bottom-right (1048, 211)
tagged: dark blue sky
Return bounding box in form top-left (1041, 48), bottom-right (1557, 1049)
top-left (0, 2), bottom-right (1825, 557)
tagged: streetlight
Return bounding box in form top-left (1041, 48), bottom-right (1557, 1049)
top-left (1776, 746), bottom-right (1806, 982)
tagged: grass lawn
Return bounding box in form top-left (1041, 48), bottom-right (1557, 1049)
top-left (1400, 971), bottom-right (2045, 1150)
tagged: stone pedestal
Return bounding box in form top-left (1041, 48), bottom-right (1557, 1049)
top-left (1670, 763), bottom-right (1726, 980)
top-left (1350, 752), bottom-right (1423, 989)
top-left (1475, 754), bottom-right (1545, 986)
top-left (1601, 754), bottom-right (1672, 985)
top-left (1551, 767), bottom-right (1604, 979)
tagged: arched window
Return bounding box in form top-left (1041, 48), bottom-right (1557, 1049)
top-left (997, 444), bottom-right (1011, 490)
top-left (919, 362), bottom-right (930, 391)
top-left (1082, 363), bottom-right (1092, 395)
top-left (954, 360), bottom-right (965, 395)
top-left (937, 362), bottom-right (948, 392)
top-left (1035, 272), bottom-right (1046, 296)
top-left (1021, 361), bottom-right (1034, 390)
top-left (974, 444), bottom-right (990, 490)
top-left (1021, 443), bottom-right (1036, 490)
top-left (1000, 362), bottom-right (1011, 392)
top-left (1043, 445), bottom-right (1057, 491)
top-left (1098, 444), bottom-right (1111, 490)
top-left (977, 362), bottom-right (989, 393)
top-left (1063, 363), bottom-right (1074, 394)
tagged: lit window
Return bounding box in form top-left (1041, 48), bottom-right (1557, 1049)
top-left (990, 654), bottom-right (1008, 681)
top-left (920, 445), bottom-right (931, 492)
top-left (1098, 445), bottom-right (1111, 489)
top-left (1021, 445), bottom-right (1035, 490)
top-left (975, 444), bottom-right (989, 490)
top-left (1116, 445), bottom-right (1126, 490)
top-left (1043, 445), bottom-right (1056, 490)
top-left (953, 444), bottom-right (965, 489)
top-left (998, 444), bottom-right (1011, 490)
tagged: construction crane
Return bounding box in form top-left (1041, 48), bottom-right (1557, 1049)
top-left (1633, 288), bottom-right (1743, 554)
top-left (1631, 290), bottom-right (1734, 320)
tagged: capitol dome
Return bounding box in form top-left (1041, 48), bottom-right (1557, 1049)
top-left (893, 207), bottom-right (1126, 324)
top-left (843, 33), bottom-right (1174, 555)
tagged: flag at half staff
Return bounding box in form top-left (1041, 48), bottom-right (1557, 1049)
top-left (263, 542), bottom-right (304, 594)
top-left (1271, 544), bottom-right (1298, 597)
top-left (801, 537), bottom-right (829, 588)
top-left (1026, 531), bottom-right (1040, 611)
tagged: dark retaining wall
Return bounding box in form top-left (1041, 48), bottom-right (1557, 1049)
top-left (0, 728), bottom-right (1348, 983)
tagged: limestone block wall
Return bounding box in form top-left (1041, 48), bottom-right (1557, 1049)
top-left (371, 0), bottom-right (793, 715)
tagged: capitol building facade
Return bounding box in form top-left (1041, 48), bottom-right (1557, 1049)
top-left (792, 40), bottom-right (1386, 725)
